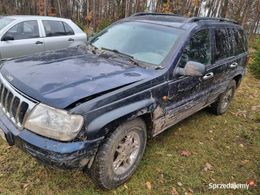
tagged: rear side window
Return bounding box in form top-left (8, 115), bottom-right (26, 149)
top-left (43, 20), bottom-right (74, 37)
top-left (4, 20), bottom-right (39, 40)
top-left (214, 28), bottom-right (233, 61)
top-left (178, 29), bottom-right (211, 67)
top-left (233, 29), bottom-right (246, 54)
top-left (64, 22), bottom-right (74, 35)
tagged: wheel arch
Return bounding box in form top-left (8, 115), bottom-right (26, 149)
top-left (86, 99), bottom-right (156, 139)
top-left (233, 74), bottom-right (243, 88)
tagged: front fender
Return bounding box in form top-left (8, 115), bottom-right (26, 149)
top-left (86, 98), bottom-right (155, 138)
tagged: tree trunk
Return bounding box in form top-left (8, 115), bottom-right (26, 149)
top-left (44, 0), bottom-right (48, 16)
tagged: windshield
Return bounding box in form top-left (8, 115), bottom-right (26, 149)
top-left (91, 22), bottom-right (182, 66)
top-left (0, 18), bottom-right (15, 31)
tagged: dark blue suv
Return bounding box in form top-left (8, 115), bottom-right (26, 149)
top-left (0, 13), bottom-right (248, 189)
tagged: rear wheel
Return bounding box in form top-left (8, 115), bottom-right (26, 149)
top-left (209, 80), bottom-right (236, 115)
top-left (88, 118), bottom-right (147, 189)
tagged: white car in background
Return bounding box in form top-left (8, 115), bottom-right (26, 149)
top-left (0, 15), bottom-right (87, 59)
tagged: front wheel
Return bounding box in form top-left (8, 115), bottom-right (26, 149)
top-left (209, 80), bottom-right (236, 115)
top-left (88, 118), bottom-right (147, 189)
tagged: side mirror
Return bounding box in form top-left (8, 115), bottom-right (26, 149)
top-left (1, 35), bottom-right (14, 41)
top-left (175, 61), bottom-right (205, 77)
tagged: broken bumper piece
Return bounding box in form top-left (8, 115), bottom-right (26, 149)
top-left (0, 108), bottom-right (103, 169)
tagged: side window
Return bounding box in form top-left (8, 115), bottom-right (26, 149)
top-left (233, 28), bottom-right (247, 54)
top-left (43, 20), bottom-right (66, 37)
top-left (179, 29), bottom-right (211, 68)
top-left (214, 28), bottom-right (233, 61)
top-left (240, 30), bottom-right (248, 51)
top-left (4, 20), bottom-right (39, 40)
top-left (63, 22), bottom-right (74, 35)
top-left (43, 20), bottom-right (74, 37)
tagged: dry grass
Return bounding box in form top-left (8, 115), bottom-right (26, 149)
top-left (0, 72), bottom-right (259, 195)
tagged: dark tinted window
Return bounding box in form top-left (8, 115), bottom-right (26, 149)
top-left (241, 30), bottom-right (248, 51)
top-left (179, 29), bottom-right (211, 67)
top-left (4, 20), bottom-right (39, 40)
top-left (233, 29), bottom-right (247, 54)
top-left (214, 28), bottom-right (233, 61)
top-left (43, 20), bottom-right (74, 37)
top-left (64, 22), bottom-right (74, 35)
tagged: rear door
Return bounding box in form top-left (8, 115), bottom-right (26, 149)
top-left (230, 28), bottom-right (248, 78)
top-left (0, 20), bottom-right (45, 59)
top-left (41, 20), bottom-right (77, 51)
top-left (207, 27), bottom-right (237, 104)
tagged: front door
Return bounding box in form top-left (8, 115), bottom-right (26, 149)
top-left (0, 20), bottom-right (45, 59)
top-left (156, 28), bottom-right (212, 134)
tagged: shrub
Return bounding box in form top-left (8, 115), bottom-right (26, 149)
top-left (249, 38), bottom-right (260, 79)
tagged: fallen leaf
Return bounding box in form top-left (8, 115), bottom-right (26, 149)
top-left (210, 177), bottom-right (215, 182)
top-left (177, 181), bottom-right (183, 186)
top-left (251, 105), bottom-right (260, 111)
top-left (171, 187), bottom-right (179, 195)
top-left (23, 183), bottom-right (29, 189)
top-left (241, 159), bottom-right (249, 165)
top-left (239, 144), bottom-right (244, 148)
top-left (204, 162), bottom-right (213, 171)
top-left (180, 150), bottom-right (191, 157)
top-left (145, 181), bottom-right (152, 190)
top-left (246, 179), bottom-right (256, 187)
top-left (188, 188), bottom-right (193, 193)
top-left (124, 184), bottom-right (128, 189)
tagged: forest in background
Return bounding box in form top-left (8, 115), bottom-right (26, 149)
top-left (0, 0), bottom-right (259, 35)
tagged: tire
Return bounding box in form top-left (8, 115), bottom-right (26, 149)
top-left (209, 80), bottom-right (236, 115)
top-left (88, 118), bottom-right (147, 189)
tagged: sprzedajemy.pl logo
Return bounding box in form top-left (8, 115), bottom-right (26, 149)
top-left (208, 180), bottom-right (256, 190)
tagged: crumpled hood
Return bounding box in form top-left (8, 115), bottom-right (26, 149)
top-left (0, 47), bottom-right (152, 109)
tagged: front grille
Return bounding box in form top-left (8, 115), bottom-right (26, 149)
top-left (0, 74), bottom-right (37, 129)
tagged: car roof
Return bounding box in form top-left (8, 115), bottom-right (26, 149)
top-left (1, 15), bottom-right (71, 21)
top-left (126, 13), bottom-right (240, 30)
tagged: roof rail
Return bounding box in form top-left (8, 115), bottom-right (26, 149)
top-left (188, 17), bottom-right (238, 24)
top-left (131, 12), bottom-right (179, 17)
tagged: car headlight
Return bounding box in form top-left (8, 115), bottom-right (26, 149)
top-left (24, 103), bottom-right (84, 141)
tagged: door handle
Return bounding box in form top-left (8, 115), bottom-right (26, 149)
top-left (68, 38), bottom-right (74, 42)
top-left (229, 62), bottom-right (238, 68)
top-left (35, 41), bottom-right (43, 45)
top-left (203, 72), bottom-right (214, 80)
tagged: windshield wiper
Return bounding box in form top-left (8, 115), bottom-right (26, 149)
top-left (100, 47), bottom-right (141, 66)
top-left (86, 42), bottom-right (99, 54)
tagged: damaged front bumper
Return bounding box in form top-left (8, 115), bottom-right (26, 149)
top-left (0, 108), bottom-right (103, 169)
